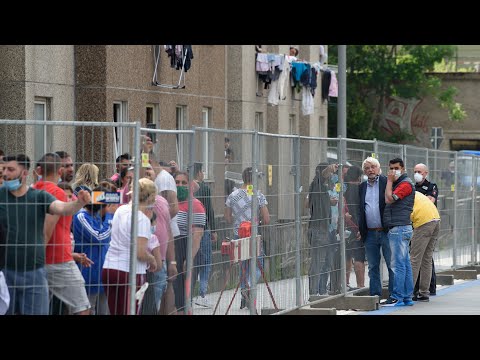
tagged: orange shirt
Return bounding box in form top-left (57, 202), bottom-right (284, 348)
top-left (32, 181), bottom-right (74, 264)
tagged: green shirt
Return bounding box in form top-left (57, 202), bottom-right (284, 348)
top-left (0, 187), bottom-right (56, 271)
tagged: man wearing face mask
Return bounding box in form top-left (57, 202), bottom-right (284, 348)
top-left (381, 158), bottom-right (415, 307)
top-left (0, 154), bottom-right (92, 315)
top-left (413, 163), bottom-right (438, 297)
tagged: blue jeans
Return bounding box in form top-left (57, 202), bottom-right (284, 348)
top-left (388, 225), bottom-right (414, 302)
top-left (3, 267), bottom-right (49, 315)
top-left (152, 262), bottom-right (167, 311)
top-left (364, 230), bottom-right (393, 297)
top-left (196, 231), bottom-right (212, 296)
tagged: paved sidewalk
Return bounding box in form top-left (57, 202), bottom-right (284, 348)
top-left (359, 276), bottom-right (480, 315)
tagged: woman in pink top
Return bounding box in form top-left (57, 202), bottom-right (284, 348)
top-left (102, 178), bottom-right (158, 315)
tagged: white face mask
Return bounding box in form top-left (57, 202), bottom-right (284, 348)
top-left (414, 173), bottom-right (424, 183)
top-left (394, 170), bottom-right (402, 178)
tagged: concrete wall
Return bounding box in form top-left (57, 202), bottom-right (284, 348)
top-left (0, 45), bottom-right (26, 155)
top-left (25, 45), bottom-right (76, 166)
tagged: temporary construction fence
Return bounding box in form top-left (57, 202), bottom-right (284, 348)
top-left (1, 119), bottom-right (479, 315)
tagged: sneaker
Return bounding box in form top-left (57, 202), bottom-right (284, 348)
top-left (413, 293), bottom-right (418, 301)
top-left (416, 295), bottom-right (430, 302)
top-left (380, 297), bottom-right (400, 306)
top-left (194, 296), bottom-right (212, 308)
top-left (347, 285), bottom-right (359, 291)
top-left (240, 289), bottom-right (250, 310)
top-left (403, 300), bottom-right (414, 306)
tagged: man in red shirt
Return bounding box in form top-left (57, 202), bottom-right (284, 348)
top-left (33, 153), bottom-right (91, 315)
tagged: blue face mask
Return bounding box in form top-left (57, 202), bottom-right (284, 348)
top-left (4, 176), bottom-right (22, 191)
top-left (150, 225), bottom-right (156, 234)
top-left (331, 174), bottom-right (339, 184)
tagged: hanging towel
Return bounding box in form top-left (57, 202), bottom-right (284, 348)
top-left (329, 70), bottom-right (338, 97)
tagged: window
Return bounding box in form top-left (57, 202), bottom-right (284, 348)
top-left (202, 107), bottom-right (213, 179)
top-left (176, 106), bottom-right (187, 169)
top-left (289, 114), bottom-right (297, 135)
top-left (34, 98), bottom-right (52, 159)
top-left (255, 112), bottom-right (264, 132)
top-left (113, 101), bottom-right (129, 160)
top-left (146, 103), bottom-right (159, 126)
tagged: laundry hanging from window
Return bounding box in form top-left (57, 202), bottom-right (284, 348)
top-left (164, 45), bottom-right (194, 72)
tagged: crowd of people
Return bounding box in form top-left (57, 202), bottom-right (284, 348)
top-left (0, 139), bottom-right (448, 314)
top-left (307, 156), bottom-right (440, 306)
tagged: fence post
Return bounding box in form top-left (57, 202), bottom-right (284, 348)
top-left (250, 130), bottom-right (259, 315)
top-left (185, 128), bottom-right (196, 315)
top-left (453, 152), bottom-right (458, 269)
top-left (128, 121), bottom-right (141, 315)
top-left (338, 137), bottom-right (347, 295)
top-left (293, 135), bottom-right (302, 306)
top-left (472, 157), bottom-right (477, 264)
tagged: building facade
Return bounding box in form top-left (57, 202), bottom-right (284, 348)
top-left (0, 45), bottom-right (330, 221)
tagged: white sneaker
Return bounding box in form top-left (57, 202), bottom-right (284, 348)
top-left (194, 296), bottom-right (212, 308)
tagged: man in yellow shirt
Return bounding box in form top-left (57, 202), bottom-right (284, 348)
top-left (410, 191), bottom-right (440, 302)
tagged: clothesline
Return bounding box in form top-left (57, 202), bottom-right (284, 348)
top-left (255, 52), bottom-right (338, 115)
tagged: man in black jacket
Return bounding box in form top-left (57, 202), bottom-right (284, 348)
top-left (413, 163), bottom-right (438, 297)
top-left (358, 157), bottom-right (393, 298)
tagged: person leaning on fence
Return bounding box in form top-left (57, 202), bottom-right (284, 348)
top-left (101, 178), bottom-right (158, 315)
top-left (191, 162), bottom-right (217, 308)
top-left (358, 157), bottom-right (394, 298)
top-left (172, 171), bottom-right (206, 314)
top-left (32, 153), bottom-right (92, 315)
top-left (0, 154), bottom-right (92, 315)
top-left (73, 184), bottom-right (118, 315)
top-left (343, 165), bottom-right (366, 290)
top-left (139, 212), bottom-right (164, 315)
top-left (381, 158), bottom-right (415, 307)
top-left (225, 167), bottom-right (270, 309)
top-left (306, 162), bottom-right (334, 296)
top-left (139, 167), bottom-right (174, 315)
top-left (409, 191), bottom-right (440, 303)
top-left (413, 163), bottom-right (438, 297)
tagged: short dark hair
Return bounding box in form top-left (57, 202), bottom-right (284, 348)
top-left (242, 167), bottom-right (253, 184)
top-left (99, 179), bottom-right (118, 192)
top-left (225, 137), bottom-right (230, 143)
top-left (193, 162), bottom-right (203, 177)
top-left (389, 158), bottom-right (405, 168)
top-left (3, 154), bottom-right (31, 170)
top-left (55, 151), bottom-right (71, 160)
top-left (57, 182), bottom-right (73, 193)
top-left (116, 153), bottom-right (131, 164)
top-left (344, 165), bottom-right (363, 182)
top-left (37, 153), bottom-right (62, 176)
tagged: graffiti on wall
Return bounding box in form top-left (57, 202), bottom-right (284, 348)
top-left (380, 96), bottom-right (429, 141)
